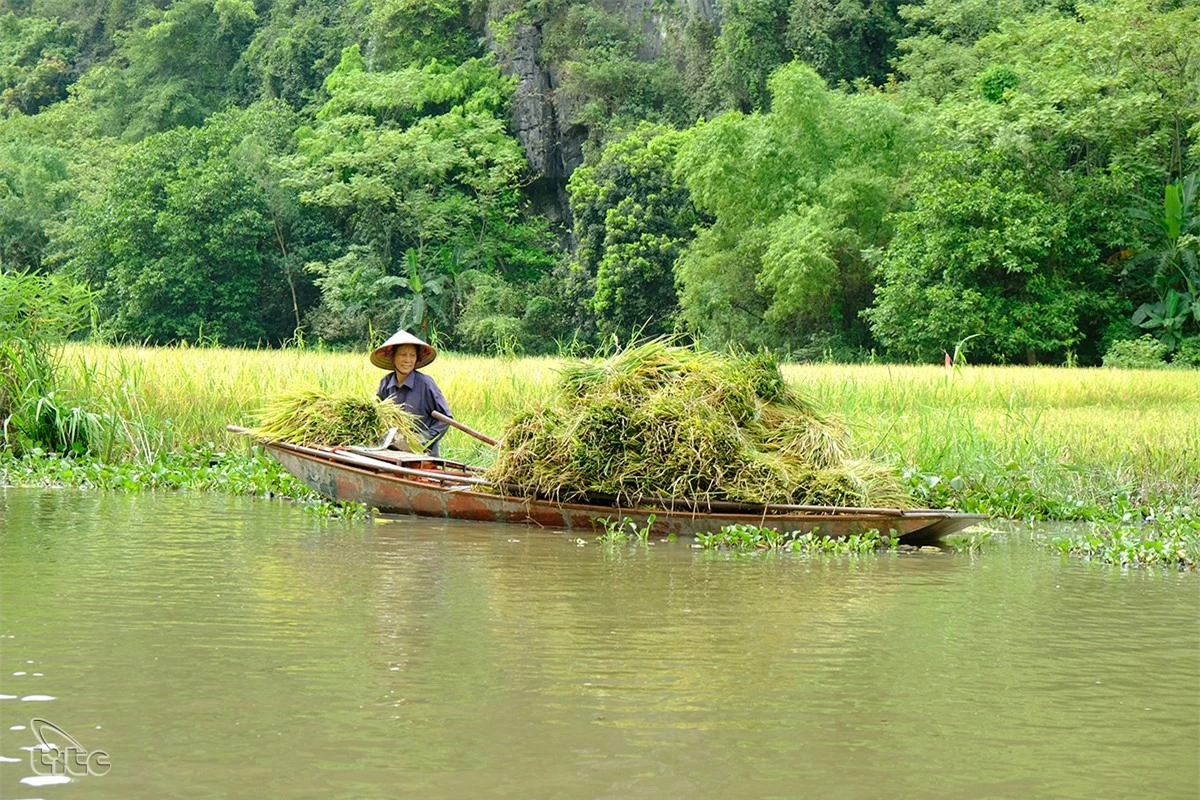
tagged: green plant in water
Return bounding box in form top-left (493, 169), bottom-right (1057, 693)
top-left (945, 529), bottom-right (994, 553)
top-left (307, 499), bottom-right (369, 520)
top-left (695, 524), bottom-right (893, 554)
top-left (596, 514), bottom-right (657, 543)
top-left (787, 529), bottom-right (889, 554)
top-left (1043, 509), bottom-right (1198, 569)
top-left (0, 444), bottom-right (361, 518)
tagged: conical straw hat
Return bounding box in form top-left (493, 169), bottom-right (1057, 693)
top-left (370, 329), bottom-right (437, 370)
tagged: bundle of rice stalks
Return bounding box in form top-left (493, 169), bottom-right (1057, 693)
top-left (250, 389), bottom-right (423, 450)
top-left (488, 341), bottom-right (913, 509)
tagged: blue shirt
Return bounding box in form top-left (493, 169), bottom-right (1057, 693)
top-left (376, 369), bottom-right (452, 456)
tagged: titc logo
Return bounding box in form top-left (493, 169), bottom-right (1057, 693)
top-left (28, 719), bottom-right (111, 778)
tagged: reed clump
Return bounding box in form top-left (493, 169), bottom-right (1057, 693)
top-left (250, 389), bottom-right (423, 450)
top-left (488, 341), bottom-right (913, 508)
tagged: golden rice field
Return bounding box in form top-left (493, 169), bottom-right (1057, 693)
top-left (58, 343), bottom-right (1200, 507)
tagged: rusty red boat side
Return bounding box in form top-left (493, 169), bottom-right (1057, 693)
top-left (264, 441), bottom-right (985, 545)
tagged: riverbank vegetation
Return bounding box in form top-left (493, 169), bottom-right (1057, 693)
top-left (1044, 509), bottom-right (1200, 570)
top-left (0, 270), bottom-right (92, 454)
top-left (1, 343), bottom-right (1196, 527)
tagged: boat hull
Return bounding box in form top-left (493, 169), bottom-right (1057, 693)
top-left (267, 443), bottom-right (985, 545)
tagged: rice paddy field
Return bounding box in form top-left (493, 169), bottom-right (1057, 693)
top-left (40, 343), bottom-right (1200, 521)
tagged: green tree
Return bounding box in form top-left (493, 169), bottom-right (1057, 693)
top-left (867, 152), bottom-right (1093, 364)
top-left (288, 46), bottom-right (556, 345)
top-left (786, 0), bottom-right (902, 86)
top-left (0, 12), bottom-right (79, 114)
top-left (368, 0), bottom-right (480, 69)
top-left (75, 0), bottom-right (261, 138)
top-left (894, 0), bottom-right (1054, 101)
top-left (14, 0), bottom-right (154, 67)
top-left (0, 139), bottom-right (69, 271)
top-left (453, 269), bottom-right (562, 354)
top-left (566, 123), bottom-right (699, 340)
top-left (710, 0), bottom-right (791, 111)
top-left (539, 4), bottom-right (694, 136)
top-left (54, 103), bottom-right (325, 344)
top-left (238, 0), bottom-right (360, 111)
top-left (675, 62), bottom-right (918, 353)
top-left (873, 0), bottom-right (1200, 364)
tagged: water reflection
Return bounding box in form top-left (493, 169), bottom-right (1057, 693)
top-left (1, 489), bottom-right (1197, 799)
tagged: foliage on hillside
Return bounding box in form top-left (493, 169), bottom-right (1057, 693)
top-left (0, 0), bottom-right (1196, 364)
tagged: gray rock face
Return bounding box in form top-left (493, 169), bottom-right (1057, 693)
top-left (488, 18), bottom-right (584, 229)
top-left (485, 0), bottom-right (719, 229)
top-left (500, 21), bottom-right (554, 179)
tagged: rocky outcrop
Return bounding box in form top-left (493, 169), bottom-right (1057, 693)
top-left (487, 17), bottom-right (585, 232)
top-left (486, 0), bottom-right (720, 231)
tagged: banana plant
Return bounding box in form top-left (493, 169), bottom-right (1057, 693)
top-left (396, 247), bottom-right (455, 341)
top-left (1132, 288), bottom-right (1194, 349)
top-left (1127, 174), bottom-right (1200, 347)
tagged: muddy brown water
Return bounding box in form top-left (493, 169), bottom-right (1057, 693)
top-left (1, 489), bottom-right (1197, 799)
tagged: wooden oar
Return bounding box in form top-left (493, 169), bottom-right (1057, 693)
top-left (433, 410), bottom-right (497, 447)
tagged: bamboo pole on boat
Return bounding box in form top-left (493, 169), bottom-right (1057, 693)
top-left (432, 411), bottom-right (496, 447)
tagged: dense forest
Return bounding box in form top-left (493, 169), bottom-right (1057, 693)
top-left (1, 0), bottom-right (1197, 364)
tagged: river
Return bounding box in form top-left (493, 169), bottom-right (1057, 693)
top-left (1, 489), bottom-right (1197, 799)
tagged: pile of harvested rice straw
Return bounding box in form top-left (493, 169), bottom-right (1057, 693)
top-left (250, 389), bottom-right (423, 450)
top-left (488, 341), bottom-right (912, 508)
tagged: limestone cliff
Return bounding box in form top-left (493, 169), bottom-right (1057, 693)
top-left (485, 0), bottom-right (720, 230)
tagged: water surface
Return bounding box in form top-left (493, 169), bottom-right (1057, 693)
top-left (1, 489), bottom-right (1197, 799)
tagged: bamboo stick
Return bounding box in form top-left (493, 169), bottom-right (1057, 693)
top-left (433, 411), bottom-right (497, 447)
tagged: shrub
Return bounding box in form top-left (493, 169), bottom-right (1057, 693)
top-left (1172, 336), bottom-right (1200, 368)
top-left (0, 270), bottom-right (95, 453)
top-left (1102, 335), bottom-right (1169, 369)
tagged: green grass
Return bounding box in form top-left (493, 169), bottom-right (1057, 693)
top-left (3, 342), bottom-right (1197, 523)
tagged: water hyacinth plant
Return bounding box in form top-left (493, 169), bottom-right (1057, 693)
top-left (488, 340), bottom-right (912, 508)
top-left (1044, 510), bottom-right (1199, 569)
top-left (250, 389), bottom-right (424, 449)
top-left (595, 514), bottom-right (657, 544)
top-left (694, 524), bottom-right (896, 553)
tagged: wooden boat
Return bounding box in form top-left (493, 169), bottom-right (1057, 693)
top-left (241, 431), bottom-right (986, 546)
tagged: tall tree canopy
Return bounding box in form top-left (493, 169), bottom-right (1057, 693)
top-left (869, 0), bottom-right (1200, 363)
top-left (675, 62), bottom-right (919, 355)
top-left (566, 123), bottom-right (699, 340)
top-left (52, 102), bottom-right (329, 345)
top-left (0, 0), bottom-right (1194, 362)
top-left (286, 47), bottom-right (555, 344)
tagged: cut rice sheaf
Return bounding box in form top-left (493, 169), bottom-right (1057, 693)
top-left (250, 389), bottom-right (424, 451)
top-left (488, 341), bottom-right (913, 509)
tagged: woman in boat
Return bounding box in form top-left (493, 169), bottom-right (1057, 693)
top-left (371, 329), bottom-right (453, 456)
